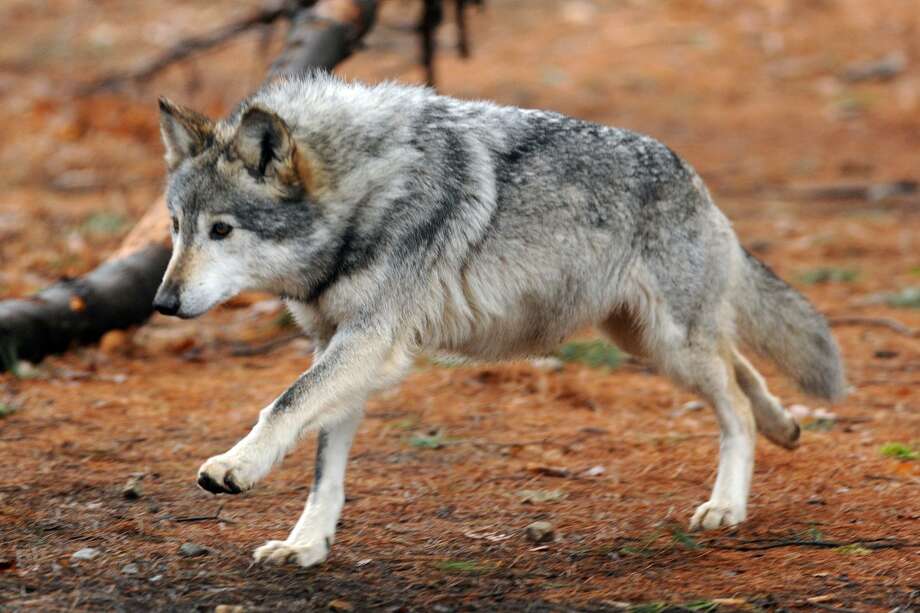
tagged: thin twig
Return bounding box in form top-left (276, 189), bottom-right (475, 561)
top-left (784, 180), bottom-right (917, 202)
top-left (705, 537), bottom-right (914, 552)
top-left (808, 603), bottom-right (859, 613)
top-left (79, 1), bottom-right (295, 95)
top-left (229, 332), bottom-right (304, 357)
top-left (418, 0), bottom-right (443, 87)
top-left (829, 316), bottom-right (917, 337)
top-left (455, 0), bottom-right (483, 58)
top-left (417, 0), bottom-right (484, 87)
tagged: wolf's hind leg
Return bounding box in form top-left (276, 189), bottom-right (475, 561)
top-left (254, 409), bottom-right (362, 567)
top-left (654, 341), bottom-right (756, 530)
top-left (732, 350), bottom-right (800, 450)
top-left (687, 349), bottom-right (756, 530)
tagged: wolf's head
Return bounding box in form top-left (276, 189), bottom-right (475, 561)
top-left (152, 97), bottom-right (327, 319)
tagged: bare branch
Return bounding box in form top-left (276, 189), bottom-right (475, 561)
top-left (0, 0), bottom-right (382, 373)
top-left (79, 1), bottom-right (297, 95)
top-left (830, 316), bottom-right (917, 337)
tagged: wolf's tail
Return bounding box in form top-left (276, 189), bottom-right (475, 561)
top-left (733, 249), bottom-right (846, 400)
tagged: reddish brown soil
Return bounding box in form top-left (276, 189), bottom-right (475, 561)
top-left (0, 1), bottom-right (918, 611)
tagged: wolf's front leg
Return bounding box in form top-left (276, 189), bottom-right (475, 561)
top-left (197, 326), bottom-right (407, 495)
top-left (196, 402), bottom-right (292, 494)
top-left (253, 409), bottom-right (362, 567)
top-left (196, 324), bottom-right (411, 564)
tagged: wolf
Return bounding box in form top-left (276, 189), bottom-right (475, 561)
top-left (153, 73), bottom-right (846, 568)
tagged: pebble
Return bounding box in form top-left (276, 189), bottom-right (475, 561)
top-left (680, 400), bottom-right (705, 412)
top-left (122, 476), bottom-right (143, 500)
top-left (530, 356), bottom-right (565, 372)
top-left (525, 521), bottom-right (555, 543)
top-left (179, 542), bottom-right (209, 557)
top-left (121, 563), bottom-right (139, 575)
top-left (71, 548), bottom-right (100, 561)
top-left (215, 606), bottom-right (245, 613)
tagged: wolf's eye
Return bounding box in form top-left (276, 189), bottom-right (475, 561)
top-left (210, 222), bottom-right (233, 240)
top-left (171, 217), bottom-right (179, 233)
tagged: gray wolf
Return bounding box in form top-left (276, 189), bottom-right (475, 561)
top-left (153, 73), bottom-right (846, 568)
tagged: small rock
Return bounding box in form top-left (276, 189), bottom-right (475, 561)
top-left (121, 563), bottom-right (139, 575)
top-left (122, 476), bottom-right (143, 500)
top-left (179, 542), bottom-right (209, 557)
top-left (525, 521), bottom-right (555, 543)
top-left (530, 356), bottom-right (564, 372)
top-left (215, 606), bottom-right (246, 613)
top-left (149, 574), bottom-right (162, 583)
top-left (71, 547), bottom-right (100, 561)
top-left (680, 400), bottom-right (705, 412)
top-left (328, 599), bottom-right (354, 611)
top-left (583, 465), bottom-right (605, 477)
top-left (671, 400), bottom-right (705, 417)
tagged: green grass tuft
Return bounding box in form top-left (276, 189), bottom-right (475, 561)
top-left (670, 526), bottom-right (700, 550)
top-left (0, 341), bottom-right (20, 377)
top-left (81, 211), bottom-right (128, 236)
top-left (798, 267), bottom-right (859, 285)
top-left (885, 287), bottom-right (920, 308)
top-left (557, 340), bottom-right (622, 369)
top-left (835, 544), bottom-right (872, 556)
top-left (880, 442), bottom-right (918, 461)
top-left (409, 431), bottom-right (446, 449)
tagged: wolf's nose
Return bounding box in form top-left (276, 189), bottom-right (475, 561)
top-left (153, 291), bottom-right (181, 316)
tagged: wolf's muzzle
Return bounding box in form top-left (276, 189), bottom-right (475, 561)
top-left (153, 285), bottom-right (181, 317)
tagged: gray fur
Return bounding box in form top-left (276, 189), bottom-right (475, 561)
top-left (736, 250), bottom-right (846, 400)
top-left (157, 73), bottom-right (848, 556)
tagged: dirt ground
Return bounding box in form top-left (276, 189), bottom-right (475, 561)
top-left (0, 1), bottom-right (918, 611)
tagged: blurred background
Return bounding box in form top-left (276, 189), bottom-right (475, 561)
top-left (0, 1), bottom-right (917, 610)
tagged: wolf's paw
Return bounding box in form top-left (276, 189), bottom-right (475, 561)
top-left (689, 499), bottom-right (746, 531)
top-left (197, 454), bottom-right (263, 495)
top-left (253, 539), bottom-right (330, 568)
top-left (760, 414), bottom-right (801, 450)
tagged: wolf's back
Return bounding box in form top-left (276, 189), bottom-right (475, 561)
top-left (734, 249), bottom-right (846, 400)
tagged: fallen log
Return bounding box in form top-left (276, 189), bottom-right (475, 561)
top-left (0, 0), bottom-right (380, 372)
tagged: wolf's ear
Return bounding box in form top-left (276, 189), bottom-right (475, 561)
top-left (232, 106), bottom-right (297, 181)
top-left (158, 97), bottom-right (214, 170)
